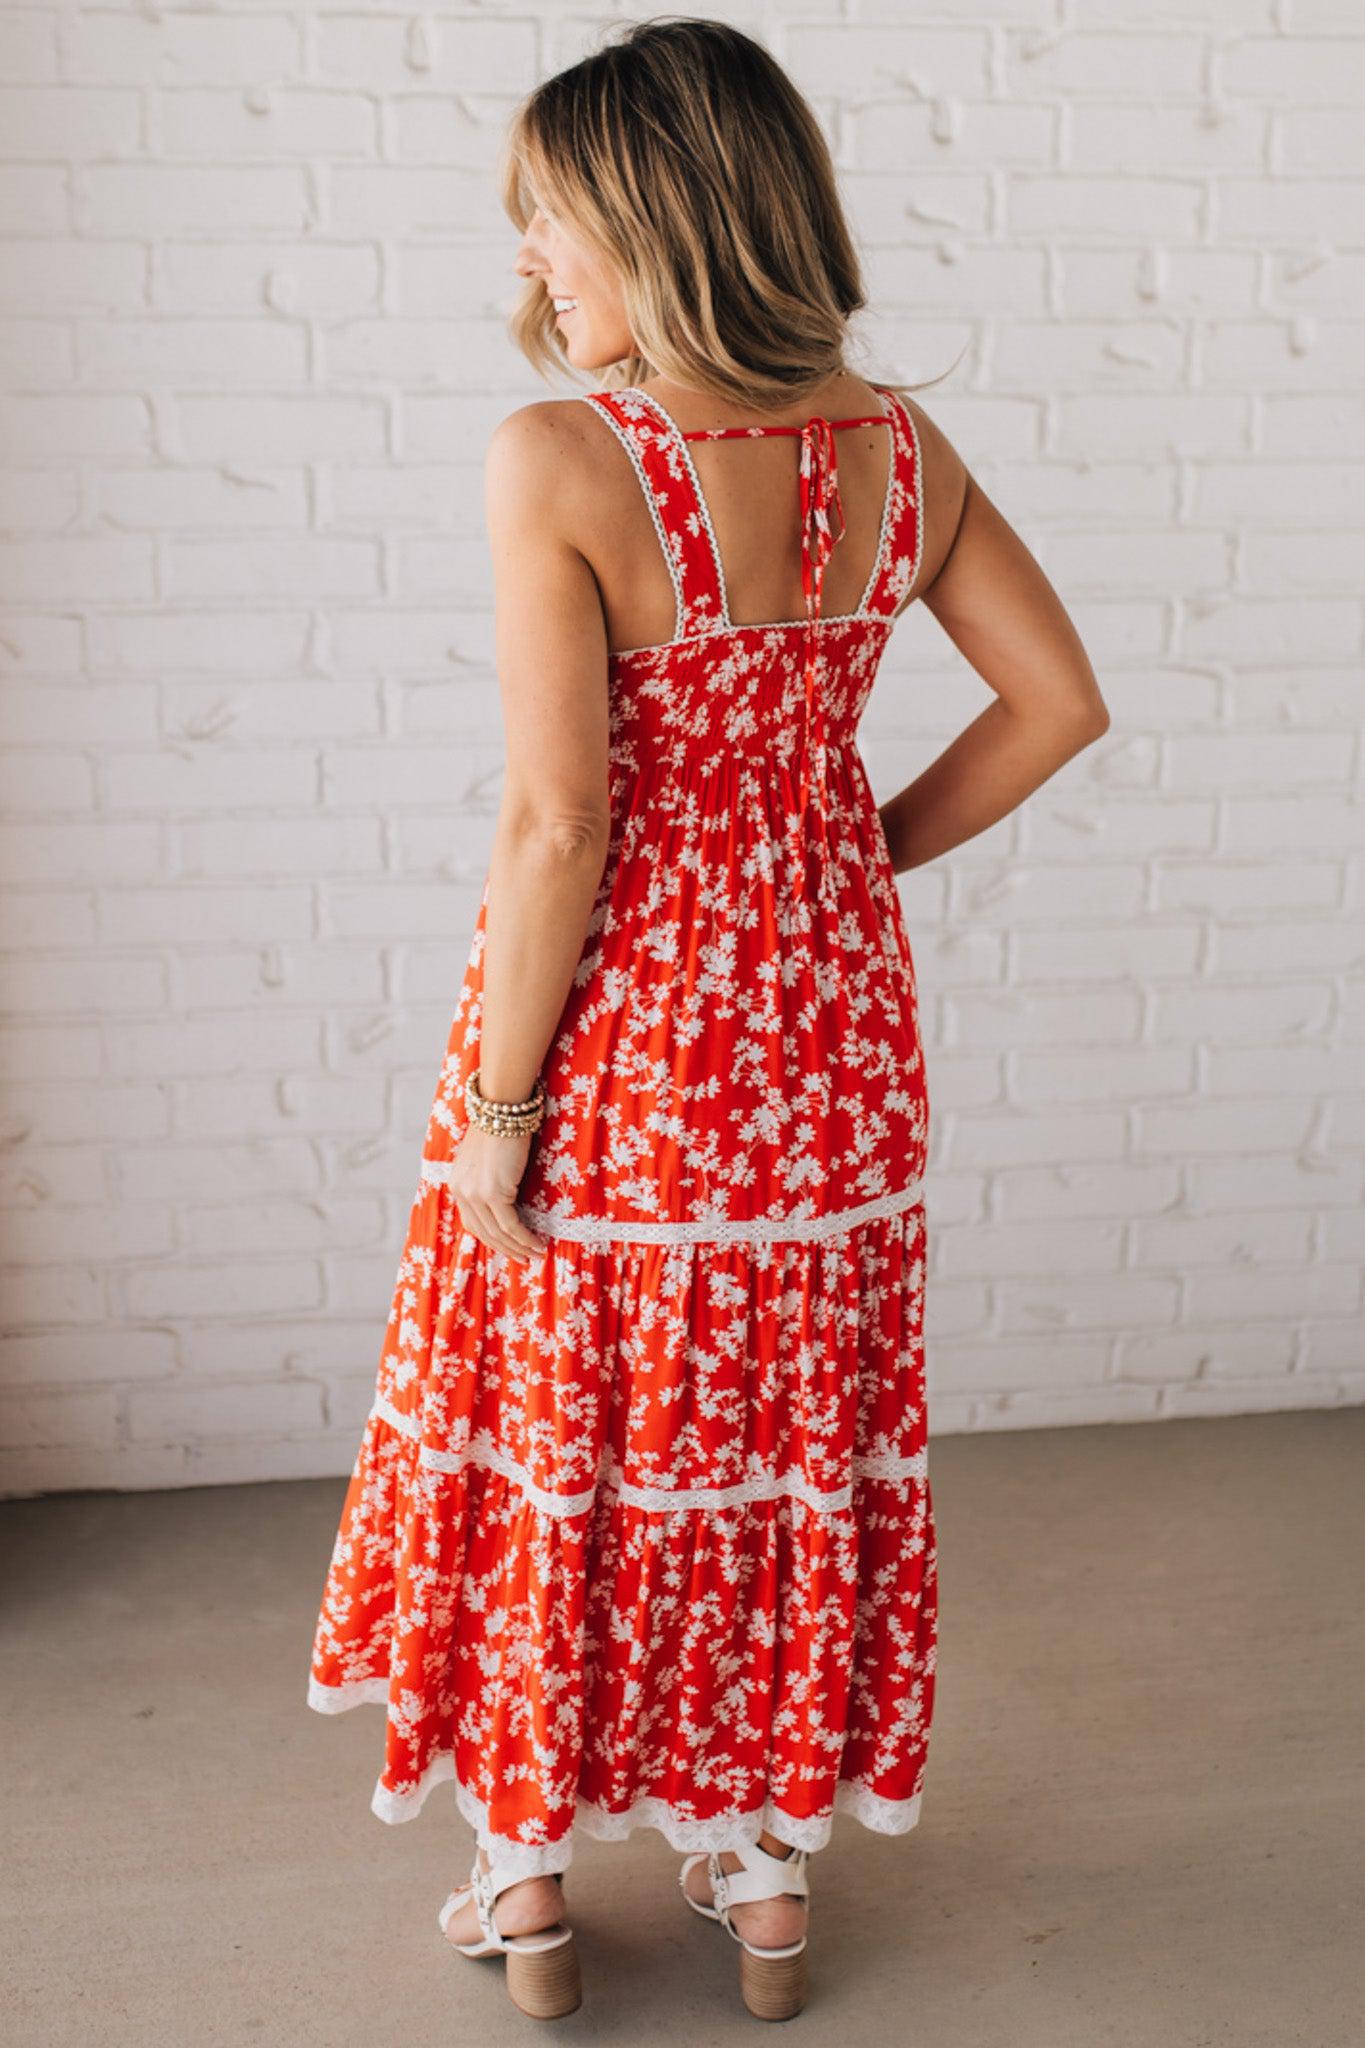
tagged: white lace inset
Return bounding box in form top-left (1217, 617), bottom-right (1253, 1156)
top-left (416, 1157), bottom-right (924, 1246)
top-left (366, 1390), bottom-right (928, 1516)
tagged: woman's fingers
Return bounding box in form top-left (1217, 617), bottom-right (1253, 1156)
top-left (500, 1205), bottom-right (551, 1258)
top-left (487, 1202), bottom-right (549, 1260)
top-left (462, 1203), bottom-right (513, 1260)
top-left (458, 1197), bottom-right (548, 1264)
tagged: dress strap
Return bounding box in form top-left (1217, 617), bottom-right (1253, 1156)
top-left (580, 389), bottom-right (725, 639)
top-left (860, 386), bottom-right (923, 622)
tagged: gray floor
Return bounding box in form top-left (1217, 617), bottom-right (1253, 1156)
top-left (3, 1407), bottom-right (1362, 2047)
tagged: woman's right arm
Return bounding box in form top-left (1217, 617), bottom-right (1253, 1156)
top-left (877, 397), bottom-right (1110, 877)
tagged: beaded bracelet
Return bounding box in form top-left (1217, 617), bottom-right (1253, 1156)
top-left (464, 1069), bottom-right (548, 1137)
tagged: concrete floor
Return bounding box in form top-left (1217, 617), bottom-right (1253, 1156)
top-left (3, 1407), bottom-right (1362, 2047)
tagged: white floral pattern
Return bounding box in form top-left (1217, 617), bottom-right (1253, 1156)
top-left (307, 381), bottom-right (938, 1877)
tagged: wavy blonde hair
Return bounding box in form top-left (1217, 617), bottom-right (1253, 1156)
top-left (499, 15), bottom-right (955, 409)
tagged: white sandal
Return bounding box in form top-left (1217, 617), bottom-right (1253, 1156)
top-left (679, 1839), bottom-right (811, 2020)
top-left (438, 1860), bottom-right (581, 2020)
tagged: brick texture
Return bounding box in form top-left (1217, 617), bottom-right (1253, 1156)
top-left (1, 4), bottom-right (1362, 1496)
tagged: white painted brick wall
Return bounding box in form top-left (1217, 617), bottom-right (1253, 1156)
top-left (1, 3), bottom-right (1362, 1497)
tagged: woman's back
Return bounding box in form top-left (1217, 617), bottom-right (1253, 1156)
top-left (444, 369), bottom-right (934, 1236)
top-left (567, 370), bottom-right (943, 657)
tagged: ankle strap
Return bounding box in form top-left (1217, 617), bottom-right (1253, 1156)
top-left (711, 1839), bottom-right (811, 1909)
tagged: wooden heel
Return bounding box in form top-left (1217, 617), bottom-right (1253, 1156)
top-left (505, 1932), bottom-right (583, 2020)
top-left (739, 1940), bottom-right (808, 2021)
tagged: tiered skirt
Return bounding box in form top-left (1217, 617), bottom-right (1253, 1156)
top-left (307, 1167), bottom-right (937, 1878)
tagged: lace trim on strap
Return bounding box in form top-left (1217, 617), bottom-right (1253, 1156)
top-left (900, 386), bottom-right (925, 599)
top-left (417, 1158), bottom-right (924, 1245)
top-left (630, 383), bottom-right (897, 632)
top-left (304, 1676), bottom-right (924, 1860)
top-left (861, 385), bottom-right (900, 614)
top-left (581, 393), bottom-right (686, 642)
top-left (870, 386), bottom-right (924, 618)
top-left (629, 387), bottom-right (731, 625)
top-left (364, 1391), bottom-right (927, 1516)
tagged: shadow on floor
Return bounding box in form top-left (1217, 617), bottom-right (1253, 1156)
top-left (3, 1407), bottom-right (1363, 2046)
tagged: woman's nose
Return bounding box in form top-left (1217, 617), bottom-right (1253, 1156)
top-left (514, 229), bottom-right (546, 277)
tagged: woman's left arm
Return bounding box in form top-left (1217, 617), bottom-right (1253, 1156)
top-left (449, 401), bottom-right (612, 1267)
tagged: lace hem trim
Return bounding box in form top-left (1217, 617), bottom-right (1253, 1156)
top-left (416, 1162), bottom-right (924, 1245)
top-left (362, 1392), bottom-right (928, 1516)
top-left (305, 1675), bottom-right (923, 1866)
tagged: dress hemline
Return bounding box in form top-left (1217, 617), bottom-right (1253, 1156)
top-left (306, 1674), bottom-right (923, 1872)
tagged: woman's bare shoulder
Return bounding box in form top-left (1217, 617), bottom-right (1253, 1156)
top-left (485, 395), bottom-right (631, 527)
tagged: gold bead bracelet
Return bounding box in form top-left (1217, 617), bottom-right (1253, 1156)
top-left (464, 1069), bottom-right (548, 1136)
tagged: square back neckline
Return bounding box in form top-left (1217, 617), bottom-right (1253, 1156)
top-left (626, 383), bottom-right (900, 641)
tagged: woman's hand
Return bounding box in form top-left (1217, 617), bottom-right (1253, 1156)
top-left (449, 1125), bottom-right (550, 1265)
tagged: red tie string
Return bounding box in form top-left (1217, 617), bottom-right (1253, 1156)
top-left (796, 414), bottom-right (844, 825)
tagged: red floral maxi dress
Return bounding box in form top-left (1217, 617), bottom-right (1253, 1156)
top-left (307, 379), bottom-right (937, 1879)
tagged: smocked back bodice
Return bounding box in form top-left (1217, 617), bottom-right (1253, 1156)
top-left (581, 384), bottom-right (924, 814)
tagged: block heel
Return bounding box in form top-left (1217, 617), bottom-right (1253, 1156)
top-left (740, 1939), bottom-right (809, 2022)
top-left (439, 1859), bottom-right (581, 2020)
top-left (679, 1839), bottom-right (811, 2021)
top-left (505, 1931), bottom-right (583, 2021)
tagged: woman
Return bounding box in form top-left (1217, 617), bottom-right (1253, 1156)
top-left (307, 17), bottom-right (1109, 2024)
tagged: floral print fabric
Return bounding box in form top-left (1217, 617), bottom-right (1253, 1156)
top-left (307, 382), bottom-right (937, 1878)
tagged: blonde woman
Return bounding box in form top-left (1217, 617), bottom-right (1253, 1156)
top-left (307, 15), bottom-right (1108, 2024)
